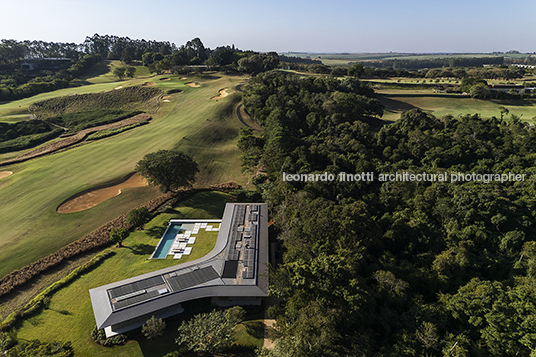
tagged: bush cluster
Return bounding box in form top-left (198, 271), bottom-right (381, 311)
top-left (91, 326), bottom-right (126, 347)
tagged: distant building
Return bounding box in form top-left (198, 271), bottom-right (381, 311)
top-left (489, 84), bottom-right (532, 93)
top-left (20, 58), bottom-right (72, 71)
top-left (89, 203), bottom-right (269, 337)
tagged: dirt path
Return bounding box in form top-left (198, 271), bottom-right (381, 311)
top-left (0, 171), bottom-right (13, 179)
top-left (57, 173), bottom-right (148, 213)
top-left (0, 113), bottom-right (151, 166)
top-left (263, 319), bottom-right (276, 348)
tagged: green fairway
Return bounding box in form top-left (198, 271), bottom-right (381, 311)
top-left (0, 73), bottom-right (248, 278)
top-left (377, 90), bottom-right (536, 122)
top-left (14, 191), bottom-right (238, 357)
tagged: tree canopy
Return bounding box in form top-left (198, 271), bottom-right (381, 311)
top-left (243, 71), bottom-right (536, 357)
top-left (175, 307), bottom-right (245, 354)
top-left (142, 316), bottom-right (166, 340)
top-left (135, 149), bottom-right (199, 193)
top-left (109, 227), bottom-right (128, 247)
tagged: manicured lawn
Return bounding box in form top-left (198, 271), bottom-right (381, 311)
top-left (15, 191), bottom-right (233, 357)
top-left (0, 73), bottom-right (248, 278)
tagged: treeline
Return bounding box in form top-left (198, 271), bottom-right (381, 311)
top-left (363, 56), bottom-right (504, 70)
top-left (0, 35), bottom-right (283, 102)
top-left (243, 71), bottom-right (536, 357)
top-left (82, 33), bottom-right (175, 62)
top-left (0, 54), bottom-right (101, 101)
top-left (425, 65), bottom-right (525, 80)
top-left (0, 39), bottom-right (81, 67)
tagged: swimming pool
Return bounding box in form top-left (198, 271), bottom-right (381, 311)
top-left (152, 223), bottom-right (181, 259)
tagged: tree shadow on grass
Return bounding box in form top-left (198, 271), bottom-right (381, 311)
top-left (146, 225), bottom-right (166, 239)
top-left (126, 243), bottom-right (155, 256)
top-left (49, 308), bottom-right (72, 315)
top-left (245, 321), bottom-right (265, 339)
top-left (176, 191), bottom-right (229, 218)
top-left (27, 315), bottom-right (43, 326)
top-left (198, 74), bottom-right (221, 80)
top-left (378, 95), bottom-right (420, 112)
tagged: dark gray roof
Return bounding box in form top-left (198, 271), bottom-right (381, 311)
top-left (89, 203), bottom-right (269, 330)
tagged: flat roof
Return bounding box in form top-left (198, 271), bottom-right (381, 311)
top-left (89, 203), bottom-right (269, 330)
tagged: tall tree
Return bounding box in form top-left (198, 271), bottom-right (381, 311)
top-left (135, 149), bottom-right (199, 192)
top-left (109, 227), bottom-right (128, 247)
top-left (142, 316), bottom-right (166, 340)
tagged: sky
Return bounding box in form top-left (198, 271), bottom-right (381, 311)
top-left (0, 0), bottom-right (535, 54)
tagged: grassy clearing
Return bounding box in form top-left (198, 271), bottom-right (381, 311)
top-left (14, 191), bottom-right (238, 357)
top-left (0, 73), bottom-right (247, 278)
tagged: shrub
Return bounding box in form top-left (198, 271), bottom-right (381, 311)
top-left (91, 326), bottom-right (126, 346)
top-left (127, 207), bottom-right (151, 230)
top-left (142, 316), bottom-right (166, 340)
top-left (0, 332), bottom-right (16, 351)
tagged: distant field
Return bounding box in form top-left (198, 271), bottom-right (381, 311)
top-left (0, 72), bottom-right (248, 278)
top-left (377, 90), bottom-right (536, 122)
top-left (284, 52), bottom-right (533, 66)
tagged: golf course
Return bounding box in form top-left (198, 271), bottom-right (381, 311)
top-left (0, 68), bottom-right (251, 279)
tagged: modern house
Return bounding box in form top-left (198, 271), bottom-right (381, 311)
top-left (89, 203), bottom-right (269, 337)
top-left (20, 58), bottom-right (73, 71)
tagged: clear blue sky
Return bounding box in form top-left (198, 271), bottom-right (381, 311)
top-left (1, 0), bottom-right (535, 53)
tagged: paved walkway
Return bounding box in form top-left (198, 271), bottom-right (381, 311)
top-left (263, 318), bottom-right (276, 348)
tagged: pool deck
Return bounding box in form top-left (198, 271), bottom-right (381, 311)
top-left (149, 219), bottom-right (222, 259)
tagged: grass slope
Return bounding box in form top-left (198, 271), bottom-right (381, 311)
top-left (0, 73), bottom-right (248, 278)
top-left (14, 191), bottom-right (247, 357)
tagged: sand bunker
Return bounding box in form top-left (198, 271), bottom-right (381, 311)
top-left (162, 95), bottom-right (171, 100)
top-left (114, 86), bottom-right (123, 90)
top-left (185, 82), bottom-right (200, 88)
top-left (160, 78), bottom-right (170, 81)
top-left (57, 173), bottom-right (148, 213)
top-left (180, 77), bottom-right (187, 80)
top-left (211, 88), bottom-right (228, 100)
top-left (143, 82), bottom-right (155, 87)
top-left (0, 171), bottom-right (13, 180)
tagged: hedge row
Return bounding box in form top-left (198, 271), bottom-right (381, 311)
top-left (0, 189), bottom-right (179, 300)
top-left (0, 113), bottom-right (151, 166)
top-left (86, 121), bottom-right (148, 141)
top-left (0, 128), bottom-right (63, 154)
top-left (1, 250), bottom-right (114, 331)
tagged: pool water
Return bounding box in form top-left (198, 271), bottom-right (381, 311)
top-left (152, 223), bottom-right (181, 259)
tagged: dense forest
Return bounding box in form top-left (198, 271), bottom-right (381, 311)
top-left (242, 72), bottom-right (536, 357)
